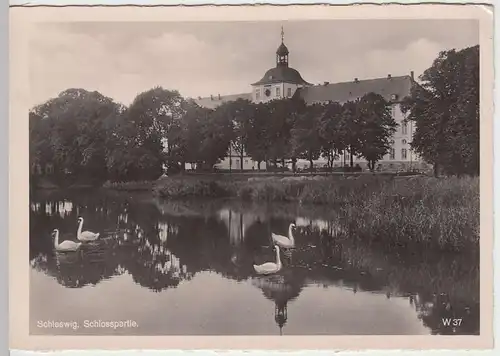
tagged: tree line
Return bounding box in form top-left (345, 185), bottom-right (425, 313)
top-left (30, 45), bottom-right (479, 185)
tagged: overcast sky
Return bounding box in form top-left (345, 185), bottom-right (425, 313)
top-left (29, 20), bottom-right (479, 107)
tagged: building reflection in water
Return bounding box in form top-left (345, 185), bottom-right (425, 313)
top-left (28, 194), bottom-right (480, 335)
top-left (294, 216), bottom-right (345, 237)
top-left (217, 209), bottom-right (261, 246)
top-left (31, 199), bottom-right (76, 219)
top-left (250, 275), bottom-right (303, 335)
top-left (158, 221), bottom-right (179, 244)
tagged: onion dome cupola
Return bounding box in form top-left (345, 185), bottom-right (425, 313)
top-left (251, 26), bottom-right (312, 87)
top-left (276, 27), bottom-right (289, 67)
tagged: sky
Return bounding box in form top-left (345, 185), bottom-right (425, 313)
top-left (29, 19), bottom-right (479, 107)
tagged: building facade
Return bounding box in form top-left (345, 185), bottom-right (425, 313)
top-left (194, 28), bottom-right (427, 172)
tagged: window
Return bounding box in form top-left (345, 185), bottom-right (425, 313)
top-left (287, 88), bottom-right (292, 97)
top-left (401, 148), bottom-right (408, 160)
top-left (402, 121), bottom-right (408, 135)
top-left (389, 148), bottom-right (395, 160)
top-left (402, 139), bottom-right (407, 145)
top-left (236, 159), bottom-right (240, 166)
top-left (391, 105), bottom-right (396, 118)
top-left (245, 159), bottom-right (249, 164)
top-left (255, 89), bottom-right (260, 100)
top-left (276, 87), bottom-right (281, 97)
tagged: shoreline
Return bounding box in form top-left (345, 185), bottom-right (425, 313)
top-left (31, 171), bottom-right (424, 192)
top-left (31, 174), bottom-right (480, 254)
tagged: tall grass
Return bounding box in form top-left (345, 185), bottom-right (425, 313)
top-left (154, 175), bottom-right (479, 252)
top-left (102, 180), bottom-right (154, 191)
top-left (153, 177), bottom-right (231, 198)
top-left (334, 176), bottom-right (480, 252)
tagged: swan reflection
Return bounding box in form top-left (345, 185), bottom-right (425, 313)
top-left (29, 194), bottom-right (479, 335)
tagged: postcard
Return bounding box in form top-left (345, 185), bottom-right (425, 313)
top-left (9, 3), bottom-right (494, 351)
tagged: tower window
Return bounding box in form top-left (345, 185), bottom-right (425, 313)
top-left (287, 88), bottom-right (292, 97)
top-left (276, 87), bottom-right (281, 97)
top-left (256, 89), bottom-right (260, 100)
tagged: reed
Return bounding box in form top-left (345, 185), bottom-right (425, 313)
top-left (153, 175), bottom-right (479, 252)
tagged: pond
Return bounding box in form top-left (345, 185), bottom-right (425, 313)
top-left (29, 189), bottom-right (479, 335)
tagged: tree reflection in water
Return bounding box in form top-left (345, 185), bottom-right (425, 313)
top-left (29, 190), bottom-right (480, 335)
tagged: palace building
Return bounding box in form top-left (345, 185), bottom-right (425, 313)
top-left (194, 28), bottom-right (426, 172)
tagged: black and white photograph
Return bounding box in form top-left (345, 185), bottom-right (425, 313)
top-left (8, 3), bottom-right (494, 350)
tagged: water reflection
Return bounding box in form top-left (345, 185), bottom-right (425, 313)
top-left (29, 190), bottom-right (479, 335)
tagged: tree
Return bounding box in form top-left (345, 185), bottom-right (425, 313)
top-left (401, 45), bottom-right (479, 176)
top-left (338, 99), bottom-right (362, 168)
top-left (266, 97), bottom-right (307, 169)
top-left (30, 88), bottom-right (125, 185)
top-left (291, 103), bottom-right (324, 170)
top-left (357, 92), bottom-right (397, 171)
top-left (212, 99), bottom-right (255, 171)
top-left (126, 87), bottom-right (187, 176)
top-left (179, 101), bottom-right (231, 170)
top-left (245, 103), bottom-right (270, 170)
top-left (318, 101), bottom-right (344, 168)
top-left (199, 107), bottom-right (233, 169)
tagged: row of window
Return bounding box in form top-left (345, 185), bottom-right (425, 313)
top-left (255, 87), bottom-right (293, 100)
top-left (391, 139), bottom-right (408, 145)
top-left (390, 107), bottom-right (410, 134)
top-left (388, 148), bottom-right (408, 160)
top-left (229, 158), bottom-right (250, 166)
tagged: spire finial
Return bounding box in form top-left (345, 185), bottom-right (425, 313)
top-left (281, 26), bottom-right (284, 43)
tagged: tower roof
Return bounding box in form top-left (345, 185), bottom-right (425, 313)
top-left (252, 26), bottom-right (311, 86)
top-left (276, 42), bottom-right (289, 56)
top-left (251, 66), bottom-right (312, 86)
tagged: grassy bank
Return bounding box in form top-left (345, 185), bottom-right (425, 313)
top-left (102, 180), bottom-right (155, 191)
top-left (153, 175), bottom-right (479, 252)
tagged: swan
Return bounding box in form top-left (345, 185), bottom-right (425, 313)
top-left (272, 223), bottom-right (296, 249)
top-left (253, 245), bottom-right (282, 275)
top-left (52, 229), bottom-right (82, 252)
top-left (77, 217), bottom-right (100, 242)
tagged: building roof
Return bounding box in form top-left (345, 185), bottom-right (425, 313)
top-left (193, 92), bottom-right (252, 110)
top-left (276, 42), bottom-right (289, 56)
top-left (297, 75), bottom-right (414, 105)
top-left (251, 66), bottom-right (312, 86)
top-left (194, 74), bottom-right (414, 110)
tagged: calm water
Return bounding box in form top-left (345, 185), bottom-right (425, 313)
top-left (29, 189), bottom-right (479, 335)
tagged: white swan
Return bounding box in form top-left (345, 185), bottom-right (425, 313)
top-left (253, 245), bottom-right (282, 275)
top-left (272, 223), bottom-right (296, 249)
top-left (52, 229), bottom-right (82, 252)
top-left (77, 217), bottom-right (100, 242)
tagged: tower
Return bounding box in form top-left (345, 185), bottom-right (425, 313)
top-left (251, 26), bottom-right (312, 103)
top-left (276, 26), bottom-right (289, 67)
